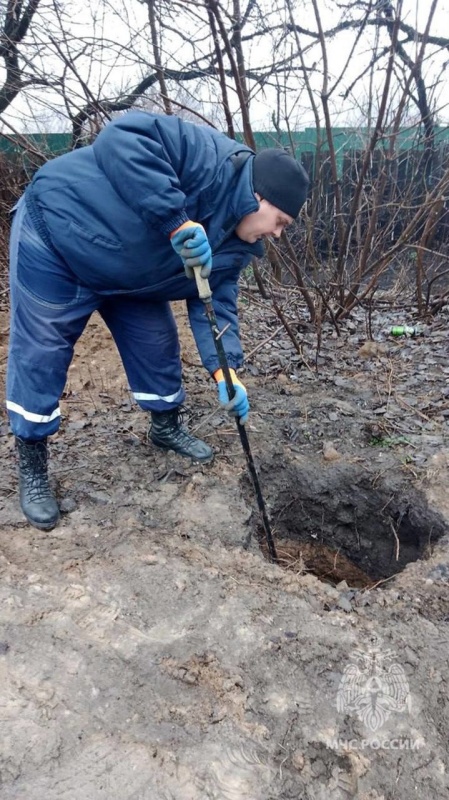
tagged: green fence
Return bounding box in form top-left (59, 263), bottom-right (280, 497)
top-left (2, 127), bottom-right (449, 246)
top-left (0, 133), bottom-right (73, 158)
top-left (2, 125), bottom-right (449, 174)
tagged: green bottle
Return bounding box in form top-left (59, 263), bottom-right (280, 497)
top-left (390, 326), bottom-right (417, 337)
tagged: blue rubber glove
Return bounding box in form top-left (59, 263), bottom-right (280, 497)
top-left (214, 369), bottom-right (249, 425)
top-left (170, 221), bottom-right (212, 279)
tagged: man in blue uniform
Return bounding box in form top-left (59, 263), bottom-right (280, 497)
top-left (6, 111), bottom-right (309, 530)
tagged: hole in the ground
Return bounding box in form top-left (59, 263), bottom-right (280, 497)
top-left (253, 461), bottom-right (447, 588)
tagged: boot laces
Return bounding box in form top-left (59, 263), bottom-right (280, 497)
top-left (27, 472), bottom-right (53, 503)
top-left (170, 407), bottom-right (197, 446)
top-left (150, 406), bottom-right (199, 447)
top-left (20, 444), bottom-right (53, 502)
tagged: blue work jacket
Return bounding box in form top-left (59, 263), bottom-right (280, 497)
top-left (25, 112), bottom-right (264, 373)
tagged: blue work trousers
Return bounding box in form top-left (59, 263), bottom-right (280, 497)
top-left (6, 198), bottom-right (184, 441)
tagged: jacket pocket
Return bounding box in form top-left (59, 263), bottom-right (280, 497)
top-left (69, 220), bottom-right (122, 251)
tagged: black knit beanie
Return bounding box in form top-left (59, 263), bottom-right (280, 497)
top-left (252, 149), bottom-right (309, 218)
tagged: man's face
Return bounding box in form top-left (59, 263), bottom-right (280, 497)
top-left (235, 195), bottom-right (294, 243)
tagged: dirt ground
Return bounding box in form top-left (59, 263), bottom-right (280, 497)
top-left (1, 291), bottom-right (449, 799)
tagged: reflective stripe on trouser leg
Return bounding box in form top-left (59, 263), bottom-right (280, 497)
top-left (100, 297), bottom-right (185, 412)
top-left (6, 197), bottom-right (98, 440)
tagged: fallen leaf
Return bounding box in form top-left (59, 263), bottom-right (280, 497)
top-left (357, 341), bottom-right (386, 358)
top-left (323, 441), bottom-right (341, 461)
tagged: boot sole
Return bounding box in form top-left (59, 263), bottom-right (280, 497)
top-left (150, 440), bottom-right (214, 464)
top-left (23, 513), bottom-right (60, 531)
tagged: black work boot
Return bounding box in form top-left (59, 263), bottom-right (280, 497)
top-left (16, 437), bottom-right (60, 531)
top-left (149, 408), bottom-right (214, 462)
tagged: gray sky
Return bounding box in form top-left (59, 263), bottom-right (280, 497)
top-left (1, 0), bottom-right (448, 134)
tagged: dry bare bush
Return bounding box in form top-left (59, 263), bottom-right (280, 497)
top-left (1, 0), bottom-right (449, 325)
top-left (0, 154), bottom-right (27, 304)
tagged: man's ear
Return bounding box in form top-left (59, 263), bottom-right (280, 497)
top-left (254, 192), bottom-right (262, 202)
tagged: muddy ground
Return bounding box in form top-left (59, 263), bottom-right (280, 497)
top-left (1, 289), bottom-right (449, 799)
